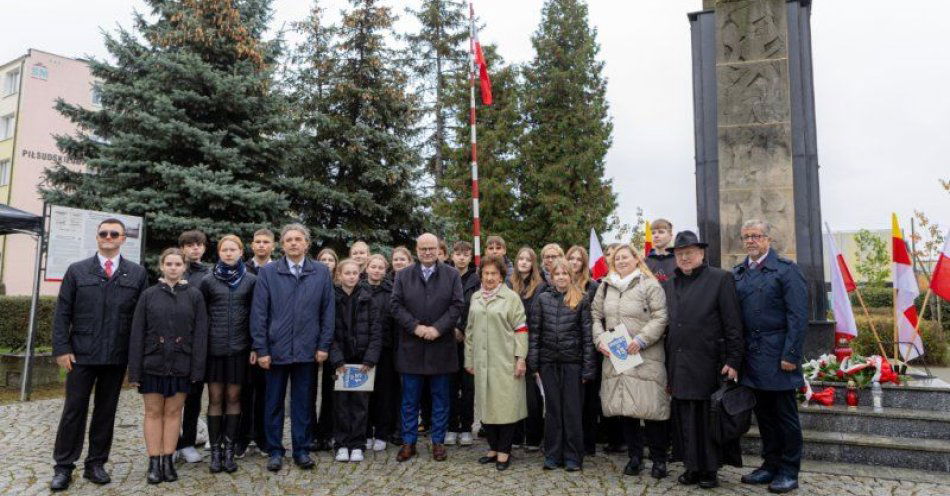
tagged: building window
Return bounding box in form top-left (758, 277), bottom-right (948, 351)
top-left (91, 84), bottom-right (102, 106)
top-left (31, 63), bottom-right (48, 81)
top-left (3, 69), bottom-right (19, 96)
top-left (0, 114), bottom-right (14, 140)
top-left (0, 159), bottom-right (10, 186)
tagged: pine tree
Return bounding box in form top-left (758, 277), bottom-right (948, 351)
top-left (406, 0), bottom-right (469, 183)
top-left (437, 45), bottom-right (525, 246)
top-left (520, 0), bottom-right (616, 248)
top-left (286, 0), bottom-right (425, 252)
top-left (43, 0), bottom-right (293, 261)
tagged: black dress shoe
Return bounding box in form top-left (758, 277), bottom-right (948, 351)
top-left (267, 453), bottom-right (283, 472)
top-left (604, 443), bottom-right (627, 453)
top-left (83, 464), bottom-right (111, 485)
top-left (565, 462), bottom-right (581, 472)
top-left (768, 474), bottom-right (799, 493)
top-left (50, 469), bottom-right (71, 491)
top-left (742, 468), bottom-right (776, 485)
top-left (678, 471), bottom-right (700, 485)
top-left (495, 458), bottom-right (511, 471)
top-left (650, 461), bottom-right (667, 479)
top-left (161, 454), bottom-right (178, 482)
top-left (698, 471), bottom-right (719, 489)
top-left (478, 455), bottom-right (497, 465)
top-left (146, 456), bottom-right (163, 484)
top-left (623, 458), bottom-right (642, 476)
top-left (293, 453), bottom-right (315, 469)
top-left (542, 458), bottom-right (558, 470)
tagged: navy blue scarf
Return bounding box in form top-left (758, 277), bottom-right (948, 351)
top-left (214, 259), bottom-right (246, 289)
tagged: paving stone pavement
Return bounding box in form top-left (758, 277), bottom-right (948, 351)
top-left (2, 390), bottom-right (948, 495)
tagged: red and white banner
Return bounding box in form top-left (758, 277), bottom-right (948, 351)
top-left (931, 231), bottom-right (950, 301)
top-left (825, 227), bottom-right (858, 340)
top-left (892, 214), bottom-right (922, 361)
top-left (589, 228), bottom-right (608, 281)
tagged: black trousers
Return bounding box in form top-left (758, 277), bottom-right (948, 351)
top-left (334, 391), bottom-right (371, 450)
top-left (514, 369), bottom-right (544, 446)
top-left (753, 389), bottom-right (802, 478)
top-left (368, 349), bottom-right (400, 440)
top-left (53, 364), bottom-right (126, 470)
top-left (177, 381), bottom-right (205, 449)
top-left (237, 363), bottom-right (268, 449)
top-left (620, 417), bottom-right (669, 462)
top-left (540, 363), bottom-right (585, 465)
top-left (483, 423), bottom-right (517, 454)
top-left (448, 345), bottom-right (474, 433)
top-left (311, 361), bottom-right (335, 443)
top-left (581, 361), bottom-right (601, 454)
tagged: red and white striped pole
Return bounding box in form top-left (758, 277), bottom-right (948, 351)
top-left (468, 0), bottom-right (481, 267)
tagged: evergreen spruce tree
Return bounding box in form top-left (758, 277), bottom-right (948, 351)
top-left (520, 0), bottom-right (615, 248)
top-left (286, 0), bottom-right (424, 252)
top-left (43, 0), bottom-right (292, 261)
top-left (437, 45), bottom-right (525, 246)
top-left (406, 0), bottom-right (469, 183)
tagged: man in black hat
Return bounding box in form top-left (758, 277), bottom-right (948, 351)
top-left (663, 231), bottom-right (744, 489)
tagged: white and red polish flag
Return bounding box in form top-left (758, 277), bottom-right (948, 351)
top-left (825, 226), bottom-right (858, 341)
top-left (931, 231), bottom-right (950, 302)
top-left (471, 10), bottom-right (492, 105)
top-left (589, 228), bottom-right (608, 281)
top-left (892, 214), bottom-right (923, 361)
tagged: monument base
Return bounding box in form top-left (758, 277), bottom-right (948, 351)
top-left (803, 320), bottom-right (835, 360)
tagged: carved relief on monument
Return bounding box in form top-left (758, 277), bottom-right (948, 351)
top-left (718, 186), bottom-right (797, 267)
top-left (717, 124), bottom-right (793, 191)
top-left (716, 0), bottom-right (787, 63)
top-left (717, 59), bottom-right (790, 126)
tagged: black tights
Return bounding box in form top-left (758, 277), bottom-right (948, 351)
top-left (207, 383), bottom-right (241, 416)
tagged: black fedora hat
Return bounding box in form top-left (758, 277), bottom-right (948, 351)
top-left (670, 230), bottom-right (708, 251)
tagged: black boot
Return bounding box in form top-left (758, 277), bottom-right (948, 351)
top-left (146, 456), bottom-right (163, 484)
top-left (223, 414), bottom-right (240, 473)
top-left (208, 415), bottom-right (224, 473)
top-left (161, 454), bottom-right (178, 482)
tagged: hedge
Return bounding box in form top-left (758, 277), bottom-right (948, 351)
top-left (850, 286), bottom-right (950, 323)
top-left (852, 312), bottom-right (948, 366)
top-left (0, 296), bottom-right (57, 351)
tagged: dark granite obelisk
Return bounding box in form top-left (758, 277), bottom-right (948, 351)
top-left (689, 0), bottom-right (833, 357)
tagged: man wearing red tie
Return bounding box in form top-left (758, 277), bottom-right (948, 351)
top-left (49, 219), bottom-right (148, 491)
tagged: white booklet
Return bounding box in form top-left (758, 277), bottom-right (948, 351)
top-left (334, 364), bottom-right (376, 392)
top-left (604, 323), bottom-right (643, 374)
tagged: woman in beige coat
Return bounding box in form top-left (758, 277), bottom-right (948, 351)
top-left (464, 256), bottom-right (528, 471)
top-left (592, 244), bottom-right (670, 478)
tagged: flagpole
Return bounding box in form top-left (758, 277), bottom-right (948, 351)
top-left (468, 0), bottom-right (481, 267)
top-left (904, 288), bottom-right (932, 361)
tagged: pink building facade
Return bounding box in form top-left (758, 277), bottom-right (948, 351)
top-left (0, 49), bottom-right (97, 296)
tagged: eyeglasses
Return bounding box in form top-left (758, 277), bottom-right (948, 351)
top-left (741, 234), bottom-right (767, 241)
top-left (542, 254), bottom-right (560, 260)
top-left (98, 230), bottom-right (122, 239)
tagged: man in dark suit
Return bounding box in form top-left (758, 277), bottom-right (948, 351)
top-left (390, 233), bottom-right (464, 462)
top-left (50, 218), bottom-right (148, 491)
top-left (733, 220), bottom-right (808, 494)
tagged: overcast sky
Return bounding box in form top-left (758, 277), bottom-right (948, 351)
top-left (3, 0), bottom-right (947, 240)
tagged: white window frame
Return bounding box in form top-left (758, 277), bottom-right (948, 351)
top-left (0, 113), bottom-right (14, 140)
top-left (3, 69), bottom-right (19, 96)
top-left (31, 64), bottom-right (48, 81)
top-left (0, 159), bottom-right (11, 186)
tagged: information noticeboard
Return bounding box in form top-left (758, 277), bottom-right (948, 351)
top-left (45, 205), bottom-right (145, 281)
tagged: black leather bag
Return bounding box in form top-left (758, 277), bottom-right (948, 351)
top-left (710, 379), bottom-right (756, 445)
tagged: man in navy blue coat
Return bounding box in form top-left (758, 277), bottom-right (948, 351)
top-left (732, 220), bottom-right (808, 494)
top-left (251, 224), bottom-right (335, 471)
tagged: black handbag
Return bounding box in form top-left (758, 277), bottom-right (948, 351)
top-left (709, 379), bottom-right (756, 445)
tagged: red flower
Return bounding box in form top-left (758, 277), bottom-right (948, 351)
top-left (817, 372), bottom-right (825, 378)
top-left (835, 370), bottom-right (845, 379)
top-left (819, 360), bottom-right (826, 366)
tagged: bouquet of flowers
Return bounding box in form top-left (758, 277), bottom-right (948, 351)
top-left (798, 353), bottom-right (902, 404)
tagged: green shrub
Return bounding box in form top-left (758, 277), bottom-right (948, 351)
top-left (851, 286), bottom-right (892, 308)
top-left (852, 312), bottom-right (947, 366)
top-left (0, 296), bottom-right (57, 351)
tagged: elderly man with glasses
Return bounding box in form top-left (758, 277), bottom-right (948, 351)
top-left (732, 220), bottom-right (808, 494)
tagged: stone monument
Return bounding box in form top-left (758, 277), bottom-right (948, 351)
top-left (689, 0), bottom-right (832, 356)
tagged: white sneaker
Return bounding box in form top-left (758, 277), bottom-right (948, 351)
top-left (445, 432), bottom-right (458, 445)
top-left (365, 438), bottom-right (374, 450)
top-left (372, 439), bottom-right (387, 451)
top-left (459, 432), bottom-right (474, 446)
top-left (349, 449), bottom-right (364, 462)
top-left (195, 418), bottom-right (208, 446)
top-left (178, 446), bottom-right (203, 463)
top-left (335, 447), bottom-right (350, 462)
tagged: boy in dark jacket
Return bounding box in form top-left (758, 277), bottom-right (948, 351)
top-left (448, 241), bottom-right (480, 446)
top-left (331, 259), bottom-right (382, 463)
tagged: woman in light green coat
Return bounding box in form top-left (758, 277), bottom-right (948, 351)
top-left (464, 256), bottom-right (528, 471)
